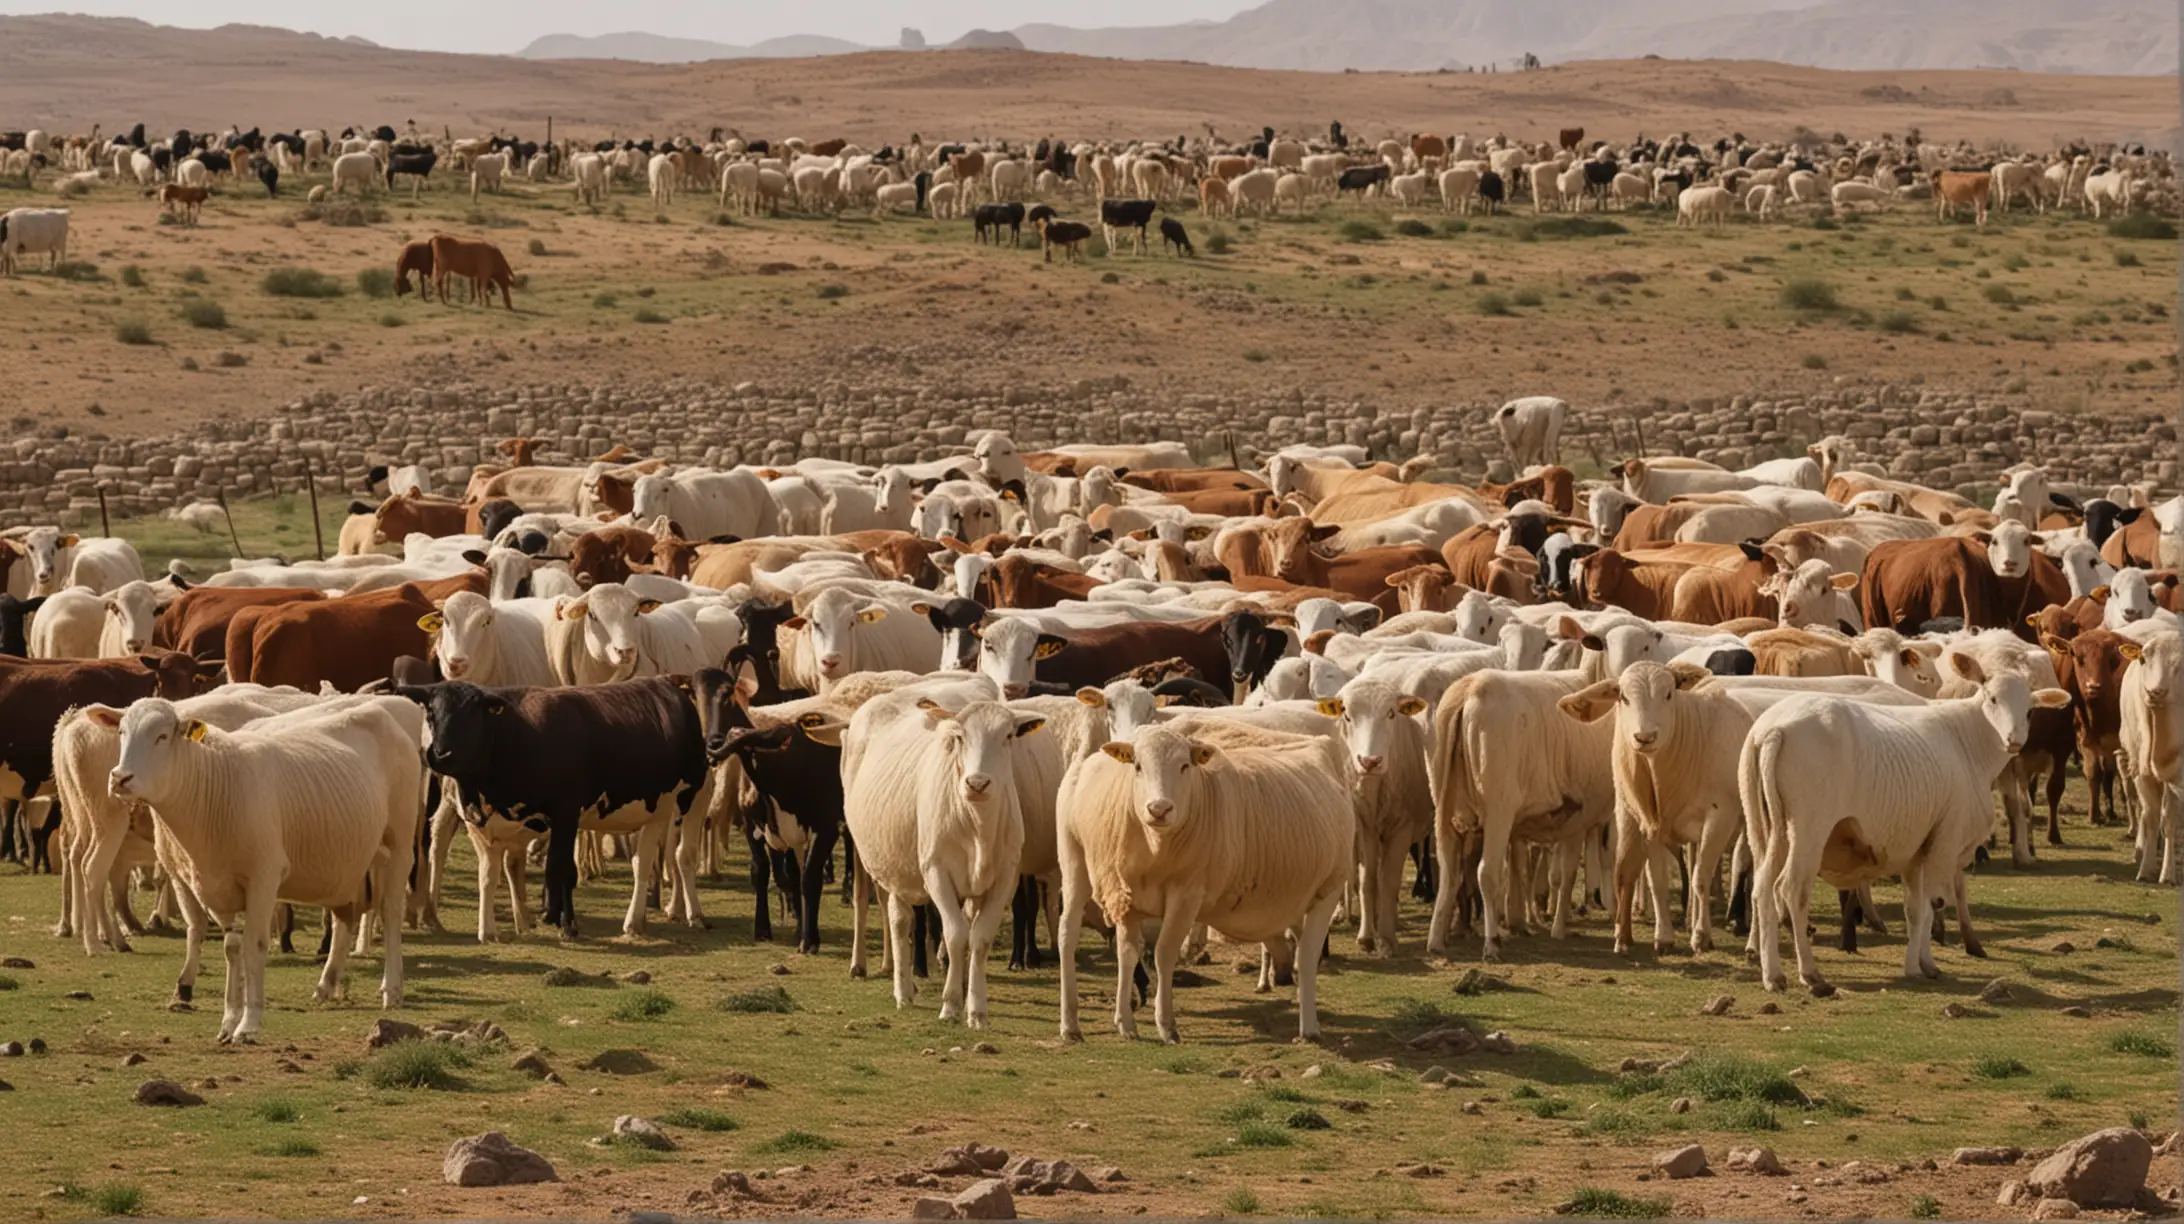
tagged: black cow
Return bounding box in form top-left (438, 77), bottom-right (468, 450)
top-left (1041, 219), bottom-right (1092, 263)
top-left (0, 595), bottom-right (43, 657)
top-left (1582, 159), bottom-right (1619, 206)
top-left (1026, 203), bottom-right (1057, 229)
top-left (125, 122), bottom-right (146, 148)
top-left (149, 146), bottom-right (172, 177)
top-left (392, 678), bottom-right (711, 939)
top-left (1219, 609), bottom-right (1289, 698)
top-left (1329, 119), bottom-right (1348, 149)
top-left (254, 158), bottom-right (279, 198)
top-left (2082, 500), bottom-right (2141, 549)
top-left (1337, 163), bottom-right (1390, 197)
top-left (225, 126), bottom-right (262, 152)
top-left (973, 201), bottom-right (1026, 247)
top-left (1099, 198), bottom-right (1157, 256)
top-left (372, 125), bottom-right (396, 143)
top-left (1159, 216), bottom-right (1194, 257)
top-left (168, 130), bottom-right (192, 162)
top-left (386, 149), bottom-right (437, 194)
top-left (1478, 171), bottom-right (1506, 212)
top-left (923, 597), bottom-right (988, 670)
top-left (191, 149), bottom-right (232, 176)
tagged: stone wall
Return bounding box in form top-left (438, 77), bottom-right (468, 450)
top-left (6, 377), bottom-right (2174, 526)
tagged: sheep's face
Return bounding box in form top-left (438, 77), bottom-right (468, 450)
top-left (1455, 590), bottom-right (1509, 646)
top-left (1101, 728), bottom-right (1216, 830)
top-left (797, 588), bottom-right (885, 682)
top-left (101, 698), bottom-right (191, 804)
top-left (1771, 560), bottom-right (1856, 629)
top-left (2125, 634), bottom-right (2183, 704)
top-left (1500, 620), bottom-right (1547, 670)
top-left (1984, 521), bottom-right (2038, 581)
top-left (1318, 679), bottom-right (1425, 783)
top-left (484, 548), bottom-right (536, 601)
top-left (563, 583), bottom-right (654, 675)
top-left (972, 434), bottom-right (1021, 482)
top-left (103, 582), bottom-right (159, 655)
top-left (2106, 568), bottom-right (2157, 625)
top-left (872, 467), bottom-right (910, 516)
top-left (974, 618), bottom-right (1063, 700)
top-left (21, 526), bottom-right (74, 593)
top-left (912, 498), bottom-right (962, 543)
top-left (931, 702), bottom-right (1040, 807)
top-left (433, 592), bottom-right (494, 680)
top-left (1096, 680), bottom-right (1160, 740)
top-left (1596, 624), bottom-right (1668, 678)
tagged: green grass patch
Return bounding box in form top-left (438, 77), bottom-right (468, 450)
top-left (91, 1184), bottom-right (145, 1216)
top-left (1476, 292), bottom-right (1513, 317)
top-left (1522, 1096), bottom-right (1572, 1118)
top-left (377, 312), bottom-right (405, 328)
top-left (2107, 1031), bottom-right (2173, 1058)
top-left (178, 266), bottom-right (208, 285)
top-left (720, 985), bottom-right (796, 1014)
top-left (361, 1040), bottom-right (471, 1090)
top-left (609, 988), bottom-right (677, 1021)
top-left (1514, 288), bottom-right (1544, 307)
top-left (1235, 1121), bottom-right (1294, 1148)
top-left (1984, 283), bottom-right (2019, 306)
top-left (1205, 231), bottom-right (1232, 255)
top-left (1583, 1107), bottom-right (1654, 1139)
top-left (1517, 216), bottom-right (1628, 241)
top-left (1242, 348), bottom-right (1268, 363)
top-left (2114, 249), bottom-right (2143, 268)
top-left (1878, 310), bottom-right (1920, 334)
top-left (52, 260), bottom-right (103, 282)
top-left (1558, 1187), bottom-right (1671, 1219)
top-left (1971, 1053), bottom-right (2031, 1080)
top-left (1338, 220), bottom-right (1384, 243)
top-left (1662, 1052), bottom-right (1807, 1105)
top-left (114, 319), bottom-right (154, 345)
top-left (1780, 278), bottom-right (1840, 311)
top-left (1711, 1100), bottom-right (1782, 1131)
top-left (1222, 1187), bottom-right (1262, 1214)
top-left (816, 283), bottom-right (850, 299)
top-left (261, 267), bottom-right (344, 298)
top-left (355, 267), bottom-right (395, 298)
top-left (180, 299), bottom-right (227, 329)
top-left (252, 1098), bottom-right (301, 1124)
top-left (1394, 218), bottom-right (1434, 238)
top-left (120, 264), bottom-right (146, 288)
top-left (0, 975), bottom-right (19, 991)
top-left (2108, 215), bottom-right (2177, 241)
top-left (1509, 1083), bottom-right (1542, 1100)
top-left (658, 1107), bottom-right (739, 1133)
top-left (263, 1137), bottom-right (320, 1158)
top-left (2044, 1082), bottom-right (2080, 1101)
top-left (632, 307), bottom-right (668, 324)
top-left (749, 1129), bottom-right (838, 1155)
top-left (1910, 1194), bottom-right (1942, 1219)
top-left (1801, 353), bottom-right (1828, 369)
top-left (1284, 1108), bottom-right (1331, 1131)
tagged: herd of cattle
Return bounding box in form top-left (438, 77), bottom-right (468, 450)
top-left (1, 118), bottom-right (2175, 273)
top-left (0, 401), bottom-right (2178, 1045)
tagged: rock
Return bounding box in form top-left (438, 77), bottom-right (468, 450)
top-left (1653, 1145), bottom-right (1710, 1179)
top-left (1407, 1027), bottom-right (1478, 1054)
top-left (1952, 1147), bottom-right (2023, 1166)
top-left (0, 957), bottom-right (32, 969)
top-left (1669, 1097), bottom-right (1693, 1115)
top-left (133, 1080), bottom-right (204, 1107)
top-left (1998, 1180), bottom-right (2029, 1206)
top-left (365, 1018), bottom-right (424, 1049)
top-left (61, 991), bottom-right (91, 1001)
top-left (2050, 940), bottom-right (2075, 954)
top-left (1460, 1101), bottom-right (1482, 1116)
top-left (2059, 1006), bottom-right (2090, 1018)
top-left (719, 1069), bottom-right (768, 1090)
top-left (952, 1178), bottom-right (1017, 1219)
top-left (1979, 979), bottom-right (2015, 1004)
top-left (1726, 1147), bottom-right (1785, 1175)
top-left (2025, 1128), bottom-right (2153, 1208)
top-left (1395, 1162), bottom-right (1445, 1178)
top-left (443, 1132), bottom-right (558, 1187)
top-left (769, 963), bottom-right (791, 976)
top-left (1002, 1156), bottom-right (1098, 1195)
top-left (510, 1049), bottom-right (555, 1079)
top-left (711, 1171), bottom-right (755, 1198)
top-left (120, 1052), bottom-right (146, 1067)
top-left (1479, 1030), bottom-right (1517, 1054)
top-left (1299, 1064), bottom-right (1324, 1079)
top-left (612, 1115), bottom-right (676, 1151)
top-left (1940, 1002), bottom-right (1969, 1019)
top-left (541, 966), bottom-right (588, 987)
top-left (619, 970), bottom-right (652, 985)
top-left (1420, 1066), bottom-right (1452, 1085)
top-left (1094, 1167), bottom-right (1128, 1184)
top-left (580, 1048), bottom-right (658, 1075)
top-left (0, 1042), bottom-right (20, 1057)
top-left (1699, 994), bottom-right (1735, 1016)
top-left (912, 1197), bottom-right (955, 1219)
top-left (930, 1143), bottom-right (1011, 1175)
top-left (971, 1042), bottom-right (999, 1055)
top-left (2033, 1198), bottom-right (2081, 1219)
top-left (1757, 1002), bottom-right (1781, 1015)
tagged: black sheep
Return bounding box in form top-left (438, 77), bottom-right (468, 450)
top-left (1159, 216), bottom-right (1194, 257)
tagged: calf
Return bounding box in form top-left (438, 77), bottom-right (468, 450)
top-left (1337, 163), bottom-right (1390, 198)
top-left (1098, 198), bottom-right (1156, 255)
top-left (973, 202), bottom-right (1026, 247)
top-left (154, 183), bottom-right (209, 224)
top-left (692, 669), bottom-right (843, 954)
top-left (1159, 216), bottom-right (1194, 257)
top-left (1040, 219), bottom-right (1092, 263)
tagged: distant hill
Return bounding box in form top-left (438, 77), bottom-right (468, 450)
top-left (517, 31), bottom-right (867, 62)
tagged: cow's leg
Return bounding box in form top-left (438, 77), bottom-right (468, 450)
top-left (546, 813), bottom-right (581, 940)
top-left (744, 826), bottom-right (773, 942)
top-left (474, 829), bottom-right (501, 943)
top-left (796, 822), bottom-right (835, 954)
top-left (1837, 889), bottom-right (1861, 953)
top-left (1477, 819), bottom-right (1513, 960)
top-left (170, 878), bottom-right (209, 1008)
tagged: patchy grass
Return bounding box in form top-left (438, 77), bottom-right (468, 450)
top-left (263, 1137), bottom-right (321, 1158)
top-left (749, 1129), bottom-right (839, 1155)
top-left (2109, 214), bottom-right (2177, 241)
top-left (816, 283), bottom-right (850, 299)
top-left (1338, 220), bottom-right (1384, 243)
top-left (180, 299), bottom-right (227, 329)
top-left (91, 1184), bottom-right (145, 1216)
top-left (356, 267), bottom-right (396, 298)
top-left (1558, 1188), bottom-right (1672, 1219)
top-left (1234, 1122), bottom-right (1295, 1149)
top-left (113, 319), bottom-right (154, 345)
top-left (609, 988), bottom-right (677, 1021)
top-left (1394, 218), bottom-right (1435, 238)
top-left (720, 986), bottom-right (797, 1014)
top-left (1910, 1193), bottom-right (1943, 1219)
top-left (1476, 292), bottom-right (1513, 316)
top-left (2107, 1031), bottom-right (2173, 1058)
top-left (1781, 278), bottom-right (1841, 311)
top-left (1971, 1054), bottom-right (2033, 1080)
top-left (1516, 216), bottom-right (1628, 240)
top-left (658, 1107), bottom-right (739, 1133)
top-left (252, 1098), bottom-right (302, 1124)
top-left (1222, 1187), bottom-right (1262, 1214)
top-left (361, 1040), bottom-right (472, 1091)
top-left (260, 266), bottom-right (345, 298)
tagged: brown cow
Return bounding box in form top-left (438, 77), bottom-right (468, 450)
top-left (1479, 465), bottom-right (1575, 515)
top-left (153, 585), bottom-right (324, 660)
top-left (570, 526), bottom-right (665, 588)
top-left (155, 182), bottom-right (209, 225)
top-left (1558, 127), bottom-right (1585, 152)
top-left (428, 234), bottom-right (515, 309)
top-left (1573, 548), bottom-right (1695, 620)
top-left (1118, 468), bottom-right (1267, 494)
top-left (1157, 487), bottom-right (1279, 517)
top-left (392, 239), bottom-right (437, 300)
top-left (1932, 169), bottom-right (1992, 227)
top-left (373, 490), bottom-right (469, 544)
top-left (1411, 134), bottom-right (1448, 165)
top-left (987, 555), bottom-right (1101, 609)
top-left (241, 572), bottom-right (486, 692)
top-left (495, 437), bottom-right (545, 467)
top-left (1861, 535), bottom-right (2066, 637)
top-left (1262, 518), bottom-right (1444, 613)
top-left (808, 138), bottom-right (848, 158)
top-left (2045, 626), bottom-right (2131, 832)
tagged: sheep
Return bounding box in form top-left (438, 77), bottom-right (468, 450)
top-left (571, 153), bottom-right (608, 206)
top-left (92, 695), bottom-right (425, 1042)
top-left (329, 151), bottom-right (377, 197)
top-left (426, 593), bottom-right (559, 686)
top-left (1742, 654), bottom-right (2070, 994)
top-left (647, 152), bottom-right (676, 209)
top-left (1055, 720), bottom-right (1351, 1043)
top-left (1677, 184), bottom-right (1733, 228)
top-left (2117, 630), bottom-right (2182, 883)
top-left (1314, 677), bottom-right (1433, 956)
top-left (545, 582), bottom-right (710, 686)
top-left (781, 586), bottom-right (943, 693)
top-left (165, 502), bottom-right (226, 535)
top-left (469, 151), bottom-right (506, 199)
top-left (27, 586), bottom-right (106, 658)
top-left (0, 207), bottom-right (68, 277)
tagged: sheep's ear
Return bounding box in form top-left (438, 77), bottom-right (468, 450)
top-left (1556, 680), bottom-right (1619, 724)
top-left (1033, 634), bottom-right (1068, 660)
top-left (416, 611), bottom-right (445, 633)
top-left (637, 599), bottom-right (663, 615)
top-left (2033, 687), bottom-right (2072, 710)
top-left (1314, 697), bottom-right (1345, 718)
top-left (1100, 741), bottom-right (1136, 764)
top-left (1948, 652), bottom-right (1985, 683)
top-left (2090, 585), bottom-right (2111, 600)
top-left (84, 705), bottom-right (123, 729)
top-left (61, 534), bottom-right (79, 548)
top-left (1014, 718), bottom-right (1046, 739)
top-left (1189, 743), bottom-right (1218, 767)
top-left (2119, 642), bottom-right (2144, 662)
top-left (1396, 696), bottom-right (1428, 716)
top-left (183, 720), bottom-right (208, 743)
top-left (855, 605), bottom-right (888, 625)
top-left (1829, 572), bottom-right (1859, 591)
top-left (1074, 687), bottom-right (1106, 708)
top-left (558, 599), bottom-right (587, 621)
top-left (1669, 662), bottom-right (1713, 690)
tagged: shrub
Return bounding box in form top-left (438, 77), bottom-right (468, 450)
top-left (1523, 1096), bottom-right (1571, 1118)
top-left (2044, 1083), bottom-right (2080, 1101)
top-left (91, 1184), bottom-right (144, 1217)
top-left (1582, 1107), bottom-right (1653, 1139)
top-left (1284, 1109), bottom-right (1331, 1131)
top-left (1242, 348), bottom-right (1268, 363)
top-left (1927, 295), bottom-right (1950, 312)
top-left (1801, 354), bottom-right (1828, 370)
top-left (1205, 230), bottom-right (1232, 255)
top-left (355, 267), bottom-right (395, 298)
top-left (1338, 220), bottom-right (1383, 242)
top-left (632, 307), bottom-right (668, 324)
top-left (1781, 278), bottom-right (1840, 311)
top-left (2114, 250), bottom-right (2143, 267)
top-left (114, 319), bottom-right (154, 346)
top-left (1878, 310), bottom-right (1920, 334)
top-left (253, 1098), bottom-right (301, 1124)
top-left (1235, 1122), bottom-right (1294, 1148)
top-left (1394, 218), bottom-right (1434, 238)
top-left (1518, 216), bottom-right (1628, 240)
top-left (1910, 1195), bottom-right (1942, 1220)
top-left (1663, 1052), bottom-right (1806, 1104)
top-left (261, 267), bottom-right (343, 298)
top-left (658, 1107), bottom-right (739, 1132)
top-left (1513, 288), bottom-right (1543, 308)
top-left (1222, 1188), bottom-right (1262, 1215)
top-left (720, 985), bottom-right (796, 1014)
top-left (1557, 1188), bottom-right (1671, 1219)
top-left (1476, 292), bottom-right (1513, 317)
top-left (264, 1138), bottom-right (320, 1158)
top-left (2108, 215), bottom-right (2176, 241)
top-left (52, 260), bottom-right (102, 282)
top-left (610, 988), bottom-right (676, 1021)
top-left (1712, 1100), bottom-right (1782, 1131)
top-left (750, 1129), bottom-right (838, 1155)
top-left (1509, 1084), bottom-right (1542, 1100)
top-left (1984, 284), bottom-right (2019, 306)
top-left (120, 265), bottom-right (146, 288)
top-left (1895, 286), bottom-right (1917, 301)
top-left (1971, 1054), bottom-right (2031, 1080)
top-left (377, 313), bottom-right (405, 328)
top-left (362, 1040), bottom-right (470, 1090)
top-left (1440, 218), bottom-right (1470, 235)
top-left (593, 292), bottom-right (619, 308)
top-left (180, 299), bottom-right (227, 330)
top-left (0, 975), bottom-right (17, 991)
top-left (816, 283), bottom-right (849, 299)
top-left (1469, 269), bottom-right (1489, 285)
top-left (2107, 1031), bottom-right (2173, 1058)
top-left (526, 237), bottom-right (548, 256)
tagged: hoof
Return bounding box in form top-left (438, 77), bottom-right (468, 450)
top-left (1964, 941), bottom-right (1988, 959)
top-left (1653, 941), bottom-right (1674, 956)
top-left (1762, 974), bottom-right (1787, 992)
top-left (166, 1000), bottom-right (194, 1013)
top-left (1061, 1029), bottom-right (1083, 1044)
top-left (849, 965), bottom-right (868, 980)
top-left (1808, 980), bottom-right (1837, 998)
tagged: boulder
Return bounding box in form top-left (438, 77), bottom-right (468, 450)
top-left (133, 1079), bottom-right (203, 1107)
top-left (612, 1115), bottom-right (676, 1151)
top-left (580, 1048), bottom-right (658, 1075)
top-left (365, 1018), bottom-right (424, 1049)
top-left (1726, 1146), bottom-right (1784, 1175)
top-left (443, 1132), bottom-right (558, 1187)
top-left (2033, 1198), bottom-right (2080, 1220)
top-left (952, 1178), bottom-right (1018, 1220)
top-left (1653, 1144), bottom-right (1710, 1179)
top-left (510, 1049), bottom-right (555, 1079)
top-left (1001, 1156), bottom-right (1098, 1195)
top-left (928, 1143), bottom-right (1011, 1176)
top-left (1952, 1146), bottom-right (2022, 1166)
top-left (2025, 1128), bottom-right (2152, 1208)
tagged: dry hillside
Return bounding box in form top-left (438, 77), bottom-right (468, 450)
top-left (0, 16), bottom-right (2173, 145)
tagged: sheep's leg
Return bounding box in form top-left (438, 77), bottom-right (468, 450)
top-left (1689, 814), bottom-right (1739, 956)
top-left (1999, 761), bottom-right (2035, 869)
top-left (506, 851), bottom-right (532, 935)
top-left (1372, 833), bottom-right (1408, 957)
top-left (1476, 819), bottom-right (1513, 961)
top-left (675, 816), bottom-right (709, 930)
top-left (1775, 826), bottom-right (1831, 996)
top-left (169, 878), bottom-right (209, 1007)
top-left (107, 858), bottom-right (145, 945)
top-left (1900, 859), bottom-right (1938, 980)
top-left (1644, 843), bottom-right (1677, 954)
top-left (2045, 759), bottom-right (2067, 846)
top-left (883, 892), bottom-right (918, 1011)
top-left (53, 820), bottom-right (77, 941)
top-left (2133, 771), bottom-right (2165, 881)
top-left (473, 828), bottom-right (500, 943)
top-left (926, 873), bottom-right (973, 1024)
top-left (1294, 891), bottom-right (1339, 1043)
top-left (218, 920), bottom-right (247, 1042)
top-left (1609, 811), bottom-right (1648, 955)
top-left (1113, 915), bottom-right (1145, 1040)
top-left (962, 877), bottom-right (1012, 1030)
top-left (424, 793), bottom-right (459, 934)
top-left (850, 861), bottom-right (872, 979)
top-left (1548, 842), bottom-right (1577, 940)
top-left (1149, 898), bottom-right (1198, 1045)
top-left (1057, 830), bottom-right (1091, 1042)
top-left (315, 909), bottom-right (356, 1003)
top-left (1426, 813), bottom-right (1465, 956)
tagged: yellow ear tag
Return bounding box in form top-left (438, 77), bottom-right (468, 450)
top-left (417, 612), bottom-right (445, 633)
top-left (184, 721), bottom-right (208, 743)
top-left (1314, 698), bottom-right (1345, 718)
top-left (797, 712), bottom-right (827, 729)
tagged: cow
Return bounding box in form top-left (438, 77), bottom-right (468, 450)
top-left (1098, 199), bottom-right (1157, 256)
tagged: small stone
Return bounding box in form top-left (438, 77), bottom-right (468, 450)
top-left (1952, 1147), bottom-right (2023, 1166)
top-left (612, 1116), bottom-right (676, 1151)
top-left (0, 957), bottom-right (32, 969)
top-left (1653, 1144), bottom-right (1710, 1179)
top-left (1333, 1099), bottom-right (1369, 1114)
top-left (366, 1018), bottom-right (424, 1049)
top-left (1979, 979), bottom-right (2015, 1004)
top-left (1396, 1162), bottom-right (1445, 1178)
top-left (2059, 1006), bottom-right (2090, 1018)
top-left (133, 1080), bottom-right (204, 1107)
top-left (1299, 1064), bottom-right (1324, 1079)
top-left (511, 1050), bottom-right (555, 1080)
top-left (972, 1042), bottom-right (999, 1055)
top-left (619, 971), bottom-right (652, 985)
top-left (1420, 1066), bottom-right (1451, 1085)
top-left (1757, 1002), bottom-right (1781, 1015)
top-left (274, 1060), bottom-right (304, 1074)
top-left (1460, 1101), bottom-right (1483, 1116)
top-left (1998, 1180), bottom-right (2029, 1206)
top-left (1094, 1167), bottom-right (1128, 1184)
top-left (1669, 1097), bottom-right (1693, 1115)
top-left (1699, 994), bottom-right (1735, 1016)
top-left (119, 1052), bottom-right (147, 1068)
top-left (1785, 1191), bottom-right (1808, 1205)
top-left (443, 1132), bottom-right (558, 1187)
top-left (2033, 1198), bottom-right (2081, 1219)
top-left (927, 1143), bottom-right (1011, 1176)
top-left (950, 1177), bottom-right (1017, 1219)
top-left (719, 1069), bottom-right (768, 1090)
top-left (0, 1042), bottom-right (23, 1057)
top-left (61, 991), bottom-right (91, 1001)
top-left (195, 1077), bottom-right (220, 1091)
top-left (1940, 1002), bottom-right (1969, 1019)
top-left (2050, 940), bottom-right (2075, 954)
top-left (1407, 1027), bottom-right (1478, 1054)
top-left (1479, 1030), bottom-right (1516, 1054)
top-left (711, 1171), bottom-right (754, 1197)
top-left (1726, 1146), bottom-right (1785, 1175)
top-left (580, 1048), bottom-right (658, 1075)
top-left (26, 1038), bottom-right (43, 1055)
top-left (768, 963), bottom-right (792, 976)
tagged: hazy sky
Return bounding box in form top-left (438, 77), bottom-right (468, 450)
top-left (0, 1), bottom-right (1256, 51)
